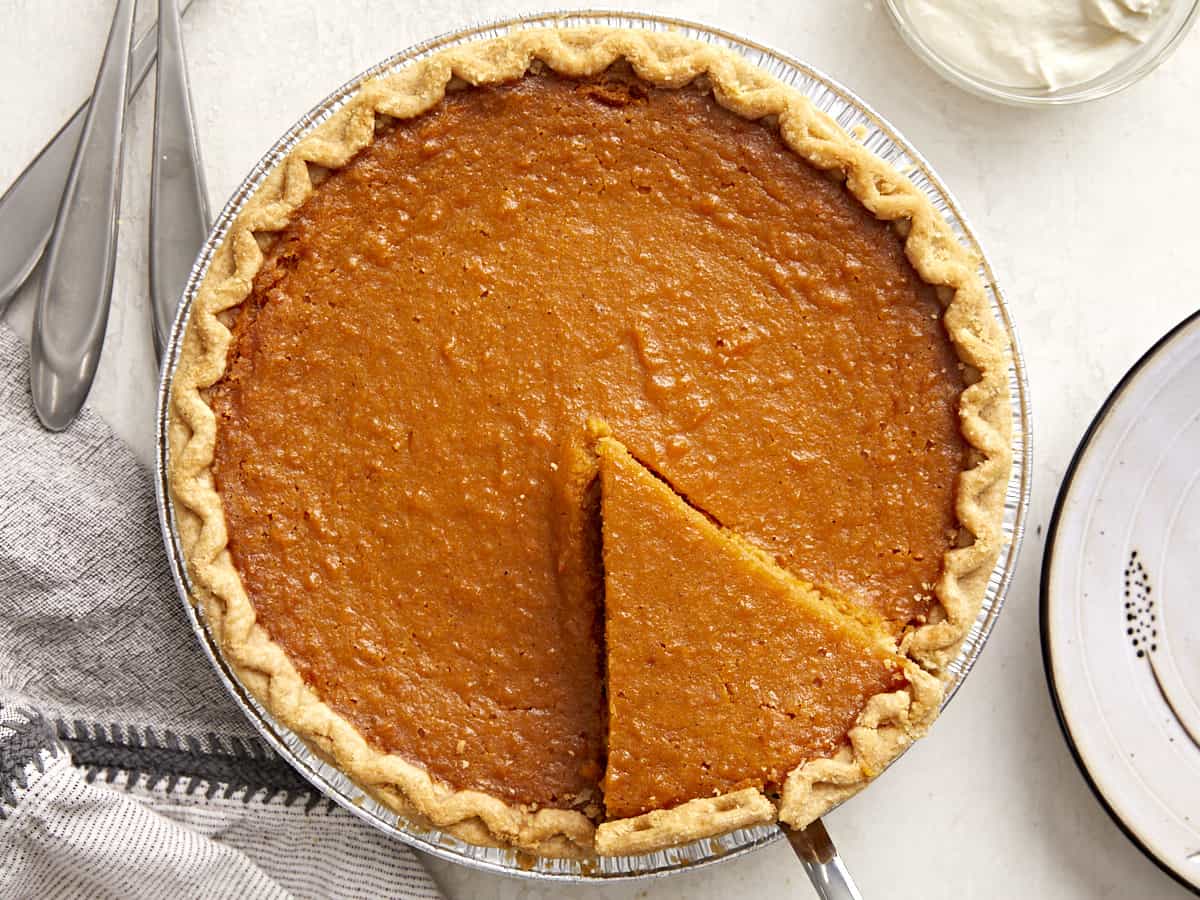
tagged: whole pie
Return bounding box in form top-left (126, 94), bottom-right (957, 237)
top-left (169, 27), bottom-right (1011, 858)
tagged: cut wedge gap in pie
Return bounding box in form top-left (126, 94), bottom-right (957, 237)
top-left (593, 431), bottom-right (940, 854)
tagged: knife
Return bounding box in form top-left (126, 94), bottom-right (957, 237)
top-left (149, 0), bottom-right (210, 360)
top-left (785, 819), bottom-right (865, 900)
top-left (0, 0), bottom-right (197, 312)
top-left (30, 0), bottom-right (138, 431)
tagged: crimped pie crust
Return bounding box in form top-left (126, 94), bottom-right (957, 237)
top-left (168, 26), bottom-right (1012, 858)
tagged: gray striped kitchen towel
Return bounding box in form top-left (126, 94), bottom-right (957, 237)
top-left (0, 321), bottom-right (443, 900)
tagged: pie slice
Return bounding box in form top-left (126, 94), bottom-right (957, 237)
top-left (594, 433), bottom-right (940, 854)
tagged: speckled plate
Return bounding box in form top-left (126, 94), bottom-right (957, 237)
top-left (1042, 310), bottom-right (1200, 894)
top-left (155, 10), bottom-right (1032, 882)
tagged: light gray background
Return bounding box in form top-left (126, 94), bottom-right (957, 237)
top-left (2, 1), bottom-right (1197, 898)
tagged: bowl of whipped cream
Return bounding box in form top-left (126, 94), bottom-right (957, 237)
top-left (885, 0), bottom-right (1199, 104)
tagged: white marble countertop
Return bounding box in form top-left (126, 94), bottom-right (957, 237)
top-left (3, 2), bottom-right (1197, 898)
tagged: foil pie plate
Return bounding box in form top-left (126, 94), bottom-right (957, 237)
top-left (154, 10), bottom-right (1033, 883)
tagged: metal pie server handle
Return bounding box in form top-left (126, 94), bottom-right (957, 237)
top-left (0, 0), bottom-right (196, 313)
top-left (30, 0), bottom-right (138, 431)
top-left (785, 820), bottom-right (865, 900)
top-left (150, 0), bottom-right (210, 360)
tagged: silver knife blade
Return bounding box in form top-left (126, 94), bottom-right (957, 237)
top-left (0, 0), bottom-right (197, 312)
top-left (30, 0), bottom-right (138, 430)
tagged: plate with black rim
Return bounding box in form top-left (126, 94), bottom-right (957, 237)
top-left (1042, 309), bottom-right (1200, 895)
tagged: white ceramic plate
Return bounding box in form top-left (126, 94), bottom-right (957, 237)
top-left (1043, 311), bottom-right (1200, 894)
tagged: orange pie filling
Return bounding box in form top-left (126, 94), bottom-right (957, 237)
top-left (207, 70), bottom-right (966, 824)
top-left (596, 434), bottom-right (909, 820)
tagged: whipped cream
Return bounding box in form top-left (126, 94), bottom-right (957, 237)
top-left (902, 0), bottom-right (1172, 90)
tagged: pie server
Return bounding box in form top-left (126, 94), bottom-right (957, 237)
top-left (787, 820), bottom-right (864, 900)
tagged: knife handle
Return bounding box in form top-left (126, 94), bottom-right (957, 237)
top-left (785, 820), bottom-right (865, 900)
top-left (150, 0), bottom-right (210, 361)
top-left (0, 0), bottom-right (196, 311)
top-left (31, 0), bottom-right (138, 431)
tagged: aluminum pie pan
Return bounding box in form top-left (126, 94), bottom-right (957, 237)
top-left (154, 9), bottom-right (1033, 883)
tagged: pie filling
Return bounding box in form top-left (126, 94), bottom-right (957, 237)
top-left (208, 68), bottom-right (966, 818)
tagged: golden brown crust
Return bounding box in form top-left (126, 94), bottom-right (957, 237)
top-left (596, 788), bottom-right (777, 856)
top-left (168, 26), bottom-right (1011, 857)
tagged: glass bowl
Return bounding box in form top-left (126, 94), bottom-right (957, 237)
top-left (884, 0), bottom-right (1200, 106)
